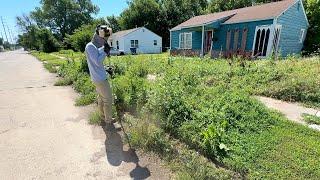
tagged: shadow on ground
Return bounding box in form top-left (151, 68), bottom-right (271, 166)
top-left (102, 123), bottom-right (151, 180)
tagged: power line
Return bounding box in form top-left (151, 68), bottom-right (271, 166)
top-left (6, 24), bottom-right (14, 44)
top-left (0, 16), bottom-right (9, 43)
top-left (10, 29), bottom-right (16, 44)
top-left (0, 29), bottom-right (3, 40)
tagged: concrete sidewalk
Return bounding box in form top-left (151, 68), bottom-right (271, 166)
top-left (257, 96), bottom-right (320, 131)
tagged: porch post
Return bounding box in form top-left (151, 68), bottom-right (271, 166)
top-left (201, 25), bottom-right (205, 57)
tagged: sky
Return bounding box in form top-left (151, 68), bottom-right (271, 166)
top-left (0, 0), bottom-right (129, 43)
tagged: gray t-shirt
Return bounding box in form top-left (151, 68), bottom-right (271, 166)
top-left (85, 42), bottom-right (108, 82)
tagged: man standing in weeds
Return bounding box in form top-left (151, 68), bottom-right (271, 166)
top-left (85, 25), bottom-right (113, 126)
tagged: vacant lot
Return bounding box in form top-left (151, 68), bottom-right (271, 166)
top-left (33, 51), bottom-right (320, 179)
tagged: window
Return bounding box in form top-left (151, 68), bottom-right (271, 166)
top-left (179, 32), bottom-right (192, 49)
top-left (110, 41), bottom-right (113, 47)
top-left (299, 29), bottom-right (305, 43)
top-left (271, 25), bottom-right (282, 58)
top-left (253, 26), bottom-right (271, 57)
top-left (131, 40), bottom-right (139, 48)
top-left (135, 40), bottom-right (139, 48)
top-left (154, 40), bottom-right (157, 46)
top-left (116, 41), bottom-right (119, 49)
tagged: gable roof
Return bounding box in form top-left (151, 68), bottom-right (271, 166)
top-left (171, 0), bottom-right (297, 31)
top-left (111, 27), bottom-right (140, 38)
top-left (110, 27), bottom-right (162, 39)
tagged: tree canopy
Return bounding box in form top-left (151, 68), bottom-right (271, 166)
top-left (16, 0), bottom-right (320, 55)
top-left (29, 0), bottom-right (99, 39)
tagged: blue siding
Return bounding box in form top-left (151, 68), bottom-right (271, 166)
top-left (171, 20), bottom-right (273, 52)
top-left (277, 0), bottom-right (308, 56)
top-left (170, 0), bottom-right (308, 57)
top-left (213, 20), bottom-right (273, 51)
top-left (171, 27), bottom-right (202, 50)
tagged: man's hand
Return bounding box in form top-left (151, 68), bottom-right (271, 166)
top-left (104, 42), bottom-right (111, 57)
top-left (104, 65), bottom-right (114, 78)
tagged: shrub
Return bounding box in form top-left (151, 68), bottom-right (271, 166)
top-left (75, 92), bottom-right (97, 106)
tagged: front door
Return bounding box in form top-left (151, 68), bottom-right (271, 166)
top-left (204, 31), bottom-right (213, 55)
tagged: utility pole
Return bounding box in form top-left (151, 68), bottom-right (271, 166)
top-left (1, 17), bottom-right (9, 43)
top-left (0, 30), bottom-right (3, 40)
top-left (9, 28), bottom-right (16, 50)
top-left (6, 25), bottom-right (13, 44)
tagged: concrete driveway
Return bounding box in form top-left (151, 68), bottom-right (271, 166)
top-left (0, 50), bottom-right (169, 180)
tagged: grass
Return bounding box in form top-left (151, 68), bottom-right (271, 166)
top-left (223, 118), bottom-right (320, 179)
top-left (303, 113), bottom-right (320, 125)
top-left (54, 77), bottom-right (73, 86)
top-left (109, 54), bottom-right (320, 179)
top-left (89, 110), bottom-right (103, 125)
top-left (75, 92), bottom-right (96, 106)
top-left (32, 50), bottom-right (320, 179)
top-left (123, 114), bottom-right (240, 180)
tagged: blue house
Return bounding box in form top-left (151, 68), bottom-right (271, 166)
top-left (170, 0), bottom-right (309, 58)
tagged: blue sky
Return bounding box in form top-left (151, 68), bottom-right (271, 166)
top-left (0, 0), bottom-right (128, 43)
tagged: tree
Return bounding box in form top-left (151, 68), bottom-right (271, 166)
top-left (106, 15), bottom-right (121, 33)
top-left (206, 0), bottom-right (282, 13)
top-left (3, 41), bottom-right (11, 49)
top-left (64, 19), bottom-right (106, 52)
top-left (17, 25), bottom-right (40, 50)
top-left (303, 0), bottom-right (320, 54)
top-left (30, 0), bottom-right (99, 40)
top-left (17, 25), bottom-right (60, 52)
top-left (0, 38), bottom-right (3, 46)
top-left (16, 14), bottom-right (35, 33)
top-left (120, 0), bottom-right (161, 31)
top-left (119, 0), bottom-right (208, 49)
top-left (37, 28), bottom-right (61, 52)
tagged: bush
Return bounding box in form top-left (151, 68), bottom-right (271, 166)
top-left (64, 19), bottom-right (106, 52)
top-left (75, 92), bottom-right (97, 106)
top-left (54, 78), bottom-right (73, 86)
top-left (18, 26), bottom-right (60, 52)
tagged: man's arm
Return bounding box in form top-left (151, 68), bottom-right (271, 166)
top-left (86, 44), bottom-right (106, 66)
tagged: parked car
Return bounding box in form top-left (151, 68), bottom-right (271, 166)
top-left (109, 47), bottom-right (125, 56)
top-left (0, 45), bottom-right (4, 52)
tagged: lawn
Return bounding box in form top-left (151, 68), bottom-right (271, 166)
top-left (32, 50), bottom-right (320, 179)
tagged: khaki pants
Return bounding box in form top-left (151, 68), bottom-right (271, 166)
top-left (94, 80), bottom-right (113, 123)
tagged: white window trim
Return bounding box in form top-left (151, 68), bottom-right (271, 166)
top-left (130, 40), bottom-right (139, 48)
top-left (135, 40), bottom-right (139, 48)
top-left (299, 29), bottom-right (305, 43)
top-left (179, 32), bottom-right (192, 49)
top-left (252, 25), bottom-right (281, 58)
top-left (252, 25), bottom-right (271, 58)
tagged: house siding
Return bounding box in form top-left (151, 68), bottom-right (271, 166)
top-left (171, 19), bottom-right (273, 54)
top-left (170, 0), bottom-right (308, 58)
top-left (171, 27), bottom-right (202, 50)
top-left (109, 27), bottom-right (162, 54)
top-left (277, 0), bottom-right (308, 56)
top-left (213, 19), bottom-right (274, 52)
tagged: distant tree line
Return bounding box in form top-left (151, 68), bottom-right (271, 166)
top-left (17, 0), bottom-right (320, 55)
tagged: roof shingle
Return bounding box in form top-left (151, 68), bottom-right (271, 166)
top-left (171, 0), bottom-right (296, 31)
top-left (110, 27), bottom-right (140, 38)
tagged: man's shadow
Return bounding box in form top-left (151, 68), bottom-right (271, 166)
top-left (102, 122), bottom-right (150, 180)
